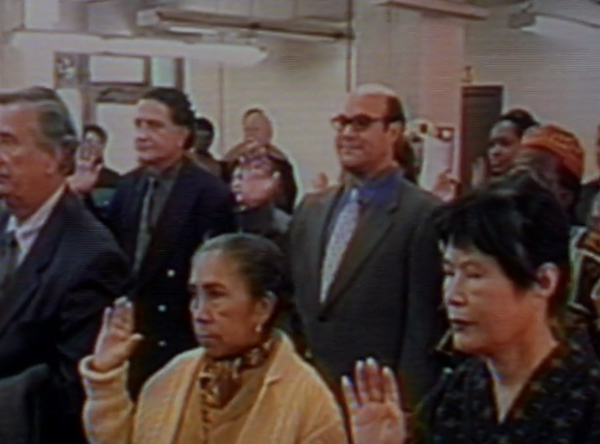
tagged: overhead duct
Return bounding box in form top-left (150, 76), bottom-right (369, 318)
top-left (135, 0), bottom-right (350, 22)
top-left (372, 0), bottom-right (489, 20)
top-left (136, 7), bottom-right (352, 42)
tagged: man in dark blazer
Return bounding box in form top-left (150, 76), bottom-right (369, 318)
top-left (290, 84), bottom-right (445, 406)
top-left (71, 87), bottom-right (236, 395)
top-left (0, 89), bottom-right (129, 443)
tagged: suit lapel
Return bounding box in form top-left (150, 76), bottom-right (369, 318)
top-left (136, 159), bottom-right (199, 289)
top-left (320, 176), bottom-right (402, 314)
top-left (0, 193), bottom-right (69, 336)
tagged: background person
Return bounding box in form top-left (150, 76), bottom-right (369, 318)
top-left (224, 108), bottom-right (298, 214)
top-left (70, 87), bottom-right (237, 396)
top-left (290, 84), bottom-right (444, 406)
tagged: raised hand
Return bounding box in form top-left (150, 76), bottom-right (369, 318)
top-left (342, 359), bottom-right (406, 444)
top-left (67, 155), bottom-right (102, 195)
top-left (92, 297), bottom-right (143, 373)
top-left (432, 169), bottom-right (459, 202)
top-left (311, 172), bottom-right (330, 192)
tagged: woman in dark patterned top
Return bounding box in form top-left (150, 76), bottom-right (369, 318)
top-left (342, 174), bottom-right (600, 444)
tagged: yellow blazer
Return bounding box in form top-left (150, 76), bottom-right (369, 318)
top-left (80, 333), bottom-right (348, 444)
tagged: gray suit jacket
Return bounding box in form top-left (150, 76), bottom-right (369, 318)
top-left (290, 172), bottom-right (445, 404)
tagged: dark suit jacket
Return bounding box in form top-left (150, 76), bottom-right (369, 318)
top-left (0, 190), bottom-right (129, 444)
top-left (97, 166), bottom-right (121, 189)
top-left (0, 364), bottom-right (48, 444)
top-left (106, 157), bottom-right (236, 393)
top-left (290, 172), bottom-right (445, 405)
top-left (90, 167), bottom-right (122, 221)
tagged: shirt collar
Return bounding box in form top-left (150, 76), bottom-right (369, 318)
top-left (345, 167), bottom-right (399, 205)
top-left (7, 185), bottom-right (66, 245)
top-left (145, 158), bottom-right (183, 183)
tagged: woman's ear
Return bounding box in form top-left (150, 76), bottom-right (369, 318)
top-left (533, 263), bottom-right (560, 302)
top-left (255, 292), bottom-right (277, 327)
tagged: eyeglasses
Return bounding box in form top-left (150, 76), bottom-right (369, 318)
top-left (330, 114), bottom-right (389, 133)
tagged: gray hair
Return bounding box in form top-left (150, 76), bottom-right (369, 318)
top-left (0, 87), bottom-right (79, 175)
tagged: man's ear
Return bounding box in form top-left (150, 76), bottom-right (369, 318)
top-left (387, 122), bottom-right (404, 144)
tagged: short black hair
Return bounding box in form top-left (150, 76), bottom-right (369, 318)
top-left (195, 117), bottom-right (214, 136)
top-left (142, 87), bottom-right (196, 149)
top-left (498, 108), bottom-right (538, 138)
top-left (83, 123), bottom-right (108, 144)
top-left (434, 172), bottom-right (571, 319)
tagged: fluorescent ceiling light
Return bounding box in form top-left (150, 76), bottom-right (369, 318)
top-left (165, 25), bottom-right (220, 36)
top-left (243, 29), bottom-right (341, 43)
top-left (9, 30), bottom-right (267, 66)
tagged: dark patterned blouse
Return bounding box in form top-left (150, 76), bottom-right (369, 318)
top-left (413, 337), bottom-right (600, 444)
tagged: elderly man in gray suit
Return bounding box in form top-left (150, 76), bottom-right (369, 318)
top-left (290, 84), bottom-right (445, 406)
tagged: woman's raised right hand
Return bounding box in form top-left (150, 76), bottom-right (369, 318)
top-left (92, 297), bottom-right (143, 373)
top-left (342, 359), bottom-right (407, 444)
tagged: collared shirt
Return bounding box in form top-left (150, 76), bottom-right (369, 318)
top-left (325, 167), bottom-right (399, 242)
top-left (6, 185), bottom-right (66, 264)
top-left (144, 160), bottom-right (182, 228)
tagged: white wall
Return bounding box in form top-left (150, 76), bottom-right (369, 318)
top-left (354, 2), bottom-right (466, 127)
top-left (466, 5), bottom-right (600, 179)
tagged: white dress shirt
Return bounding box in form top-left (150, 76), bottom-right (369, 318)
top-left (6, 185), bottom-right (66, 265)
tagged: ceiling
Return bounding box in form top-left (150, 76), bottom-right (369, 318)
top-left (467, 0), bottom-right (600, 26)
top-left (468, 0), bottom-right (523, 5)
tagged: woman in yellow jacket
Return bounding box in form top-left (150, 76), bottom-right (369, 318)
top-left (80, 233), bottom-right (348, 444)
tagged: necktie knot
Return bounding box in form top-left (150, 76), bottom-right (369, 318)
top-left (0, 231), bottom-right (17, 253)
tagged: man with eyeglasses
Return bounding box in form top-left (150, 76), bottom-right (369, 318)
top-left (290, 84), bottom-right (445, 407)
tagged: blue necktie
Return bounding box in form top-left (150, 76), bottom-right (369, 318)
top-left (320, 189), bottom-right (360, 302)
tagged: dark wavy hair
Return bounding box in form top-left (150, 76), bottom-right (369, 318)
top-left (142, 87), bottom-right (196, 149)
top-left (434, 172), bottom-right (571, 320)
top-left (498, 108), bottom-right (539, 138)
